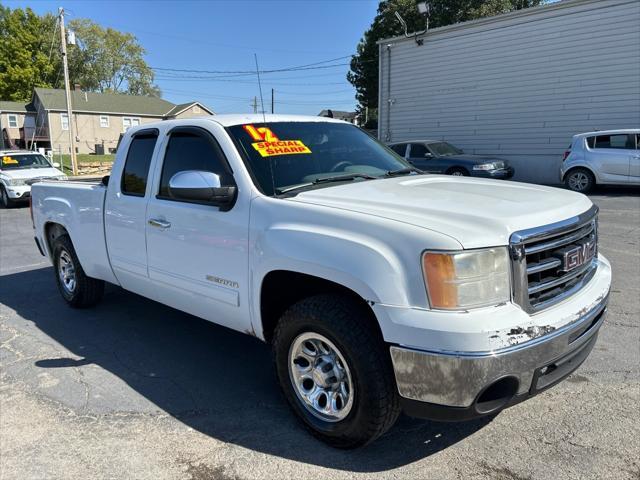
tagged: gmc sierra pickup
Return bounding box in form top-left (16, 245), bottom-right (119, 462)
top-left (31, 115), bottom-right (611, 448)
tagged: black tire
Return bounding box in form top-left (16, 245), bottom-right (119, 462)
top-left (565, 168), bottom-right (595, 193)
top-left (0, 186), bottom-right (13, 208)
top-left (52, 234), bottom-right (104, 308)
top-left (272, 294), bottom-right (400, 448)
top-left (447, 167), bottom-right (469, 176)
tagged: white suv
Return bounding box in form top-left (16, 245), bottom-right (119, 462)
top-left (0, 150), bottom-right (67, 207)
top-left (561, 129), bottom-right (640, 192)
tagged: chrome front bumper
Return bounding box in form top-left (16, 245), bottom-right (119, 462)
top-left (390, 293), bottom-right (608, 416)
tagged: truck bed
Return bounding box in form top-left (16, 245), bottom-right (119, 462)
top-left (31, 181), bottom-right (118, 285)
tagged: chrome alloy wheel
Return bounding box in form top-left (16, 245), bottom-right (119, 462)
top-left (568, 171), bottom-right (590, 191)
top-left (288, 332), bottom-right (354, 422)
top-left (58, 250), bottom-right (77, 294)
top-left (451, 170), bottom-right (464, 176)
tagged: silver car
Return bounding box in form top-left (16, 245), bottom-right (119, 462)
top-left (561, 129), bottom-right (640, 192)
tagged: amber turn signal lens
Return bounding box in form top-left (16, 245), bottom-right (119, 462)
top-left (423, 253), bottom-right (458, 309)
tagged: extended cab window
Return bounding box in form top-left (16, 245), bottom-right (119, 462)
top-left (158, 130), bottom-right (232, 199)
top-left (121, 132), bottom-right (158, 196)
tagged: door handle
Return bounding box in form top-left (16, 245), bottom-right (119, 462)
top-left (148, 218), bottom-right (171, 229)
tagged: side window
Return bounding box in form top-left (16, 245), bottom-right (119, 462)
top-left (636, 134), bottom-right (640, 150)
top-left (158, 130), bottom-right (231, 199)
top-left (121, 133), bottom-right (158, 196)
top-left (390, 144), bottom-right (406, 156)
top-left (593, 134), bottom-right (632, 150)
top-left (409, 143), bottom-right (429, 158)
top-left (585, 137), bottom-right (595, 149)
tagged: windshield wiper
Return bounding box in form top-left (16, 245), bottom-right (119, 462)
top-left (277, 173), bottom-right (376, 195)
top-left (384, 167), bottom-right (420, 177)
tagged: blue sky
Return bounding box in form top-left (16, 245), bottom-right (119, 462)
top-left (7, 0), bottom-right (381, 114)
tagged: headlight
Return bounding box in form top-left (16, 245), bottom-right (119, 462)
top-left (473, 163), bottom-right (498, 171)
top-left (422, 247), bottom-right (510, 310)
top-left (7, 178), bottom-right (26, 186)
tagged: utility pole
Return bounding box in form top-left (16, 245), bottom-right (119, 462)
top-left (252, 96), bottom-right (258, 114)
top-left (271, 88), bottom-right (274, 114)
top-left (59, 7), bottom-right (77, 175)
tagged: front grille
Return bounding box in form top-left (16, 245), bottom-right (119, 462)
top-left (510, 205), bottom-right (598, 313)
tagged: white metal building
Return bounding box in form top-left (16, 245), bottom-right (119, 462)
top-left (377, 0), bottom-right (640, 184)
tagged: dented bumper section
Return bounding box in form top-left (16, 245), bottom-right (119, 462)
top-left (390, 293), bottom-right (608, 421)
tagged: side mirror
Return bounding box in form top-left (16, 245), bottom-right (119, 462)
top-left (168, 170), bottom-right (236, 207)
top-left (424, 152), bottom-right (433, 158)
top-left (52, 162), bottom-right (61, 168)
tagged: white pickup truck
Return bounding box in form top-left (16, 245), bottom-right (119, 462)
top-left (31, 115), bottom-right (611, 448)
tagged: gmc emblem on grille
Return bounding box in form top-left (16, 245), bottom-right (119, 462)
top-left (558, 239), bottom-right (596, 272)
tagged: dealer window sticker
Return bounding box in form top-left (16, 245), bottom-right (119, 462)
top-left (1, 156), bottom-right (18, 165)
top-left (243, 124), bottom-right (312, 158)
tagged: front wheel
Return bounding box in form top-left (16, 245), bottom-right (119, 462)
top-left (447, 167), bottom-right (468, 176)
top-left (273, 294), bottom-right (400, 448)
top-left (52, 234), bottom-right (105, 308)
top-left (0, 186), bottom-right (12, 208)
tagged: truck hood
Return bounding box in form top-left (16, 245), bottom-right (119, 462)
top-left (0, 167), bottom-right (64, 180)
top-left (289, 175), bottom-right (593, 248)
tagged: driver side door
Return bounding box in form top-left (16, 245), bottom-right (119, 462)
top-left (144, 125), bottom-right (251, 333)
top-left (408, 143), bottom-right (440, 173)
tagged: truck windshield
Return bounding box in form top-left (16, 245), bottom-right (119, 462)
top-left (227, 122), bottom-right (413, 196)
top-left (0, 154), bottom-right (52, 170)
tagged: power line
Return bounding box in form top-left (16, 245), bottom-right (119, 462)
top-left (150, 53), bottom-right (368, 77)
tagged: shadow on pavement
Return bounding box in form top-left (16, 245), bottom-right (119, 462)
top-left (0, 266), bottom-right (491, 472)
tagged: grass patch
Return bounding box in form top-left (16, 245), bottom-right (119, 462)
top-left (54, 154), bottom-right (115, 174)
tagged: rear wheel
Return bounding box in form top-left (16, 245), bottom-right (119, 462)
top-left (447, 167), bottom-right (468, 176)
top-left (565, 168), bottom-right (595, 193)
top-left (273, 294), bottom-right (400, 448)
top-left (52, 234), bottom-right (104, 308)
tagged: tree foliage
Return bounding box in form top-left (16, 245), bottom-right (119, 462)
top-left (0, 6), bottom-right (159, 101)
top-left (348, 0), bottom-right (546, 110)
top-left (0, 6), bottom-right (58, 101)
top-left (67, 19), bottom-right (160, 97)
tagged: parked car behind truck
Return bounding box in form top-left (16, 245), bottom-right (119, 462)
top-left (31, 115), bottom-right (611, 448)
top-left (388, 140), bottom-right (514, 179)
top-left (0, 150), bottom-right (66, 207)
top-left (561, 129), bottom-right (640, 192)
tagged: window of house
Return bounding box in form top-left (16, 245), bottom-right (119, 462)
top-left (100, 115), bottom-right (109, 128)
top-left (158, 130), bottom-right (231, 200)
top-left (60, 113), bottom-right (69, 130)
top-left (121, 132), bottom-right (158, 196)
top-left (7, 114), bottom-right (18, 128)
top-left (122, 117), bottom-right (140, 132)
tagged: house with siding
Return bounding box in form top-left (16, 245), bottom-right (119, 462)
top-left (377, 0), bottom-right (640, 184)
top-left (0, 88), bottom-right (213, 154)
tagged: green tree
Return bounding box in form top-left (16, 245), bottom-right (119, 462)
top-left (348, 0), bottom-right (546, 111)
top-left (0, 6), bottom-right (59, 101)
top-left (67, 19), bottom-right (160, 96)
top-left (0, 6), bottom-right (159, 101)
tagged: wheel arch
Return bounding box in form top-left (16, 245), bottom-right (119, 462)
top-left (562, 165), bottom-right (598, 184)
top-left (43, 222), bottom-right (70, 260)
top-left (258, 270), bottom-right (383, 345)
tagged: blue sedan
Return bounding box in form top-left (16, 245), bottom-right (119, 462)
top-left (388, 140), bottom-right (515, 179)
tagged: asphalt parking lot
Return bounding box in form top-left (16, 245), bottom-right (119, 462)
top-left (1, 188), bottom-right (638, 480)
